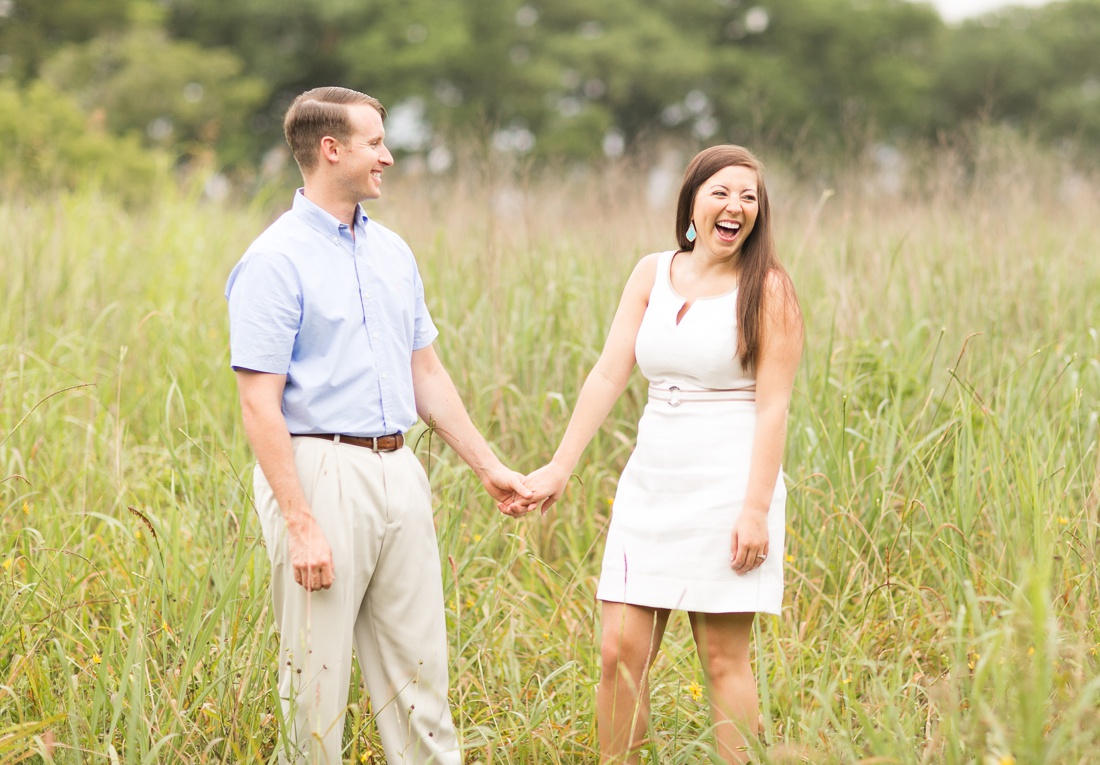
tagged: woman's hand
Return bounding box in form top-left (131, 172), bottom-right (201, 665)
top-left (730, 506), bottom-right (769, 575)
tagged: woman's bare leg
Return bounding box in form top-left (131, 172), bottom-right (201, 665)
top-left (597, 601), bottom-right (671, 764)
top-left (689, 612), bottom-right (758, 764)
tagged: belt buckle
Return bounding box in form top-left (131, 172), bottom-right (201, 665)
top-left (370, 436), bottom-right (381, 452)
top-left (667, 385), bottom-right (682, 407)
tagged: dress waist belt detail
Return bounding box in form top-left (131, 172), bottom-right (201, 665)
top-left (647, 385), bottom-right (756, 407)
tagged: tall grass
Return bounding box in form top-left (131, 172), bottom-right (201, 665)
top-left (2, 136), bottom-right (1098, 763)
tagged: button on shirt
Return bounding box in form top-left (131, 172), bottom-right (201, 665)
top-left (225, 191), bottom-right (438, 437)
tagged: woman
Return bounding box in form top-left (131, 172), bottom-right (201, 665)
top-left (510, 145), bottom-right (803, 764)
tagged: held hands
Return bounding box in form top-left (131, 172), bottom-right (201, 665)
top-left (480, 462), bottom-right (534, 513)
top-left (730, 506), bottom-right (769, 575)
top-left (499, 462), bottom-right (571, 518)
top-left (287, 512), bottom-right (335, 592)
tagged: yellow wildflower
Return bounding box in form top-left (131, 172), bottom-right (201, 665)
top-left (2, 559), bottom-right (11, 571)
top-left (92, 654), bottom-right (102, 665)
top-left (687, 682), bottom-right (703, 701)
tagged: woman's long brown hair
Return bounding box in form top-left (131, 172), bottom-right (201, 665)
top-left (674, 145), bottom-right (798, 374)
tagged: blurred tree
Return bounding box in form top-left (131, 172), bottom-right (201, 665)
top-left (1033, 0), bottom-right (1100, 145)
top-left (336, 0), bottom-right (507, 125)
top-left (0, 80), bottom-right (165, 195)
top-left (532, 0), bottom-right (714, 154)
top-left (163, 0), bottom-right (359, 154)
top-left (0, 0), bottom-right (131, 80)
top-left (40, 28), bottom-right (269, 165)
top-left (936, 0), bottom-right (1100, 146)
top-left (719, 0), bottom-right (943, 149)
top-left (5, 0), bottom-right (1099, 170)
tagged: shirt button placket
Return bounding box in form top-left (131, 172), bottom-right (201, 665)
top-left (362, 282), bottom-right (391, 433)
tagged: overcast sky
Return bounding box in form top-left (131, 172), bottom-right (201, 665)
top-left (927, 0), bottom-right (1051, 22)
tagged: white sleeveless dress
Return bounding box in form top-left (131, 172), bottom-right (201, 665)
top-left (595, 251), bottom-right (786, 614)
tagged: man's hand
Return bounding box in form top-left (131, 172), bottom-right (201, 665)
top-left (286, 513), bottom-right (335, 591)
top-left (481, 464), bottom-right (534, 516)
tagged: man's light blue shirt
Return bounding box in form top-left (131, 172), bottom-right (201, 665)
top-left (225, 190), bottom-right (438, 437)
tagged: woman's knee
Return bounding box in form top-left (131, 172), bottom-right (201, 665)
top-left (691, 613), bottom-right (754, 681)
top-left (703, 648), bottom-right (752, 684)
top-left (600, 629), bottom-right (656, 681)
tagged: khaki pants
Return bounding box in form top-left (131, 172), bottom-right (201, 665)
top-left (254, 436), bottom-right (460, 765)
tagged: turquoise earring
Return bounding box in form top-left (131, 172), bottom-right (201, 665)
top-left (686, 222), bottom-right (696, 243)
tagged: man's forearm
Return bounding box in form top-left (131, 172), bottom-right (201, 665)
top-left (415, 370), bottom-right (499, 477)
top-left (408, 344), bottom-right (537, 509)
top-left (411, 347), bottom-right (503, 478)
top-left (243, 406), bottom-right (313, 522)
top-left (236, 372), bottom-right (314, 526)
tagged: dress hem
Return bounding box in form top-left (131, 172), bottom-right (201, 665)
top-left (594, 594), bottom-right (782, 616)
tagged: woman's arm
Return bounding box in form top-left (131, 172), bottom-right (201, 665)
top-left (514, 253), bottom-right (660, 515)
top-left (730, 270), bottom-right (804, 574)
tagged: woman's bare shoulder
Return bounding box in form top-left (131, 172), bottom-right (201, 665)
top-left (623, 251), bottom-right (666, 299)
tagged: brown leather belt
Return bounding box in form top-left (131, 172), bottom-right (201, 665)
top-left (295, 433), bottom-right (405, 452)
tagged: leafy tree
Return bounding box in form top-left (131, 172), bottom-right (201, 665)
top-left (163, 0), bottom-right (361, 153)
top-left (714, 0), bottom-right (943, 148)
top-left (531, 0), bottom-right (714, 151)
top-left (7, 0), bottom-right (1100, 170)
top-left (0, 80), bottom-right (165, 195)
top-left (155, 0), bottom-right (1098, 162)
top-left (936, 0), bottom-right (1100, 146)
top-left (0, 0), bottom-right (131, 80)
top-left (40, 28), bottom-right (268, 164)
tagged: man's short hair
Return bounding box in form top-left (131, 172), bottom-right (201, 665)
top-left (283, 87), bottom-right (386, 173)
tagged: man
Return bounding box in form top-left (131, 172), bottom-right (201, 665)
top-left (226, 86), bottom-right (531, 764)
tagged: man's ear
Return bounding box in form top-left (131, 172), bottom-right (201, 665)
top-left (318, 135), bottom-right (341, 165)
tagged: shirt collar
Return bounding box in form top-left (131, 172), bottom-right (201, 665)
top-left (292, 189), bottom-right (370, 238)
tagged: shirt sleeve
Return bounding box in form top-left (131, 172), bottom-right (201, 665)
top-left (412, 264), bottom-right (439, 350)
top-left (225, 251), bottom-right (303, 373)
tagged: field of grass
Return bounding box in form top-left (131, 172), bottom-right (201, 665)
top-left (3, 136), bottom-right (1099, 764)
